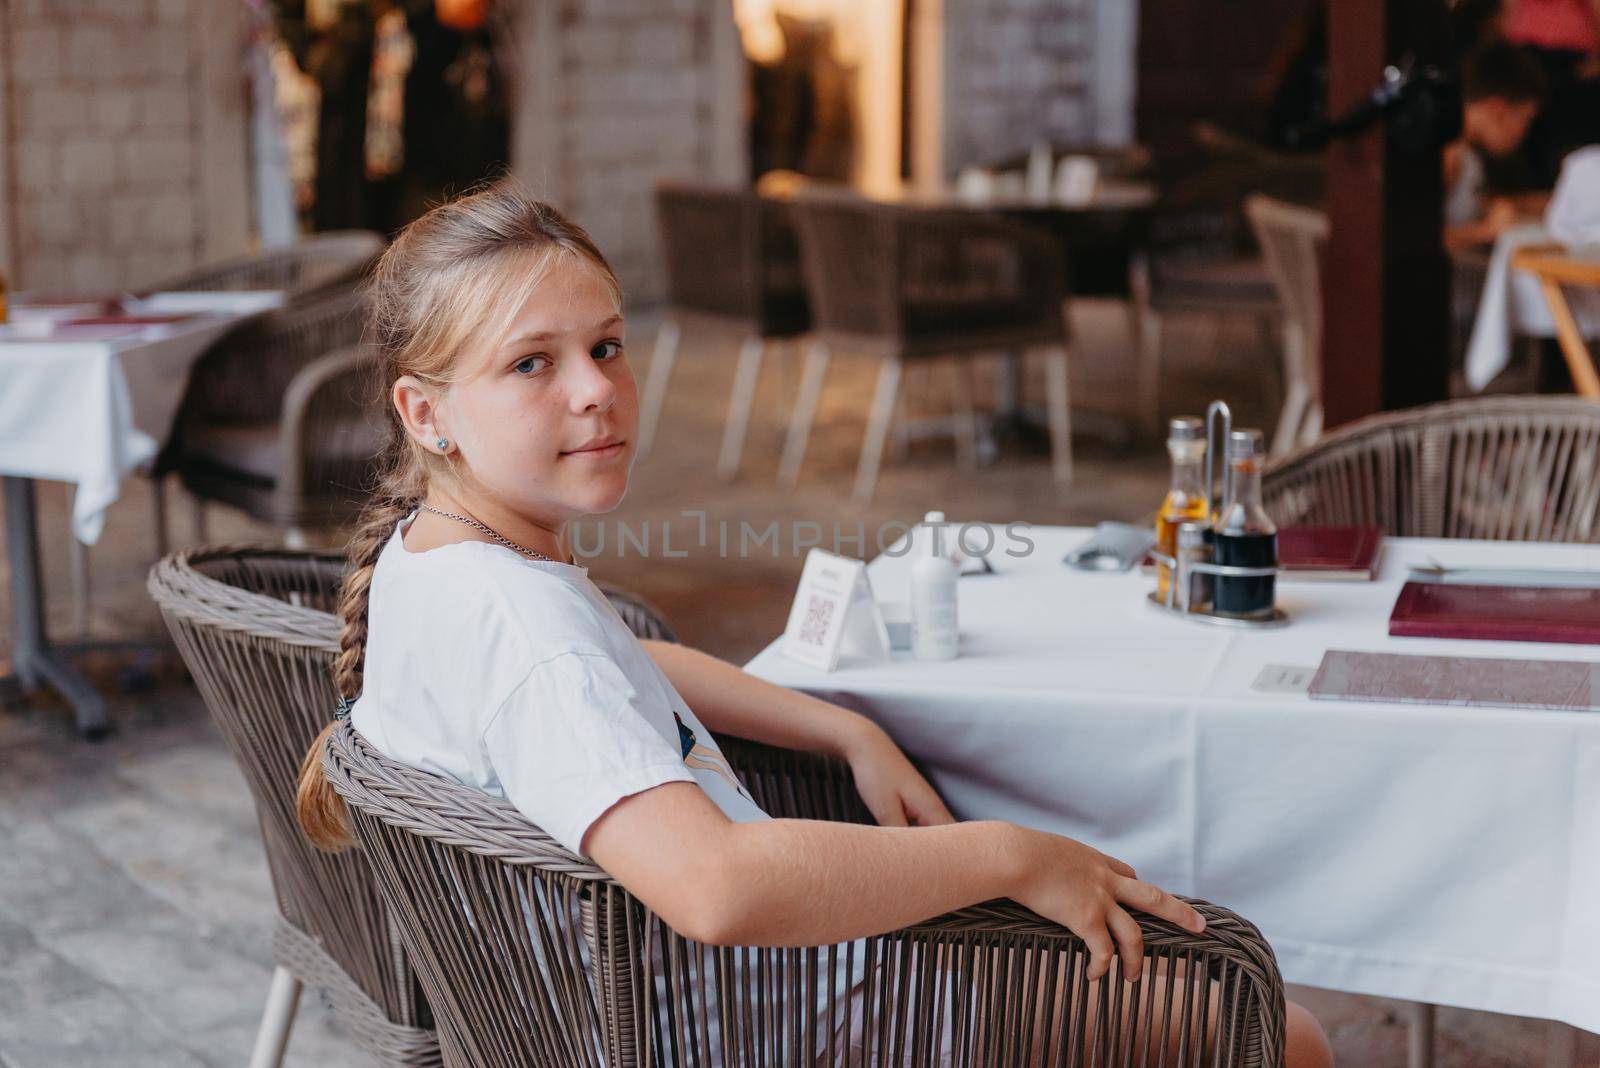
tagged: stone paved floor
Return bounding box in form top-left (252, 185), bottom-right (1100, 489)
top-left (1, 308), bottom-right (1591, 1066)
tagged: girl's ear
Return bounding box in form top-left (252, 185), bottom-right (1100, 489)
top-left (393, 375), bottom-right (450, 454)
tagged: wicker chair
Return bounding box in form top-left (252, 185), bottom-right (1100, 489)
top-left (163, 287), bottom-right (382, 546)
top-left (641, 183), bottom-right (812, 478)
top-left (144, 231), bottom-right (384, 299)
top-left (148, 547), bottom-right (437, 1068)
top-left (1245, 196), bottom-right (1329, 456)
top-left (322, 724), bottom-right (1286, 1067)
top-left (784, 191), bottom-right (1075, 503)
top-left (147, 545), bottom-right (682, 1067)
top-left (1263, 395), bottom-right (1600, 541)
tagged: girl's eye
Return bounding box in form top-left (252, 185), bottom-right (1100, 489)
top-left (513, 355), bottom-right (549, 376)
top-left (591, 340), bottom-right (623, 361)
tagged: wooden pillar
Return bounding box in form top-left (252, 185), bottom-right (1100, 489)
top-left (1323, 0), bottom-right (1453, 427)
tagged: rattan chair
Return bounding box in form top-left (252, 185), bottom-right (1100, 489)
top-left (148, 547), bottom-right (437, 1068)
top-left (144, 231), bottom-right (384, 299)
top-left (162, 287), bottom-right (382, 546)
top-left (322, 720), bottom-right (1285, 1067)
top-left (784, 191), bottom-right (1075, 503)
top-left (147, 545), bottom-right (681, 1067)
top-left (1263, 395), bottom-right (1600, 541)
top-left (641, 183), bottom-right (811, 477)
top-left (1245, 196), bottom-right (1329, 456)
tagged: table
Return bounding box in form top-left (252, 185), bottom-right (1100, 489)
top-left (1, 292), bottom-right (283, 734)
top-left (1511, 244), bottom-right (1600, 399)
top-left (744, 527), bottom-right (1600, 1035)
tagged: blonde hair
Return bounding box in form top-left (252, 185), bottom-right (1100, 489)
top-left (296, 183), bottom-right (621, 852)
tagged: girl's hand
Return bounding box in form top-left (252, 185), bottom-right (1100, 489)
top-left (842, 721), bottom-right (955, 828)
top-left (1009, 826), bottom-right (1205, 982)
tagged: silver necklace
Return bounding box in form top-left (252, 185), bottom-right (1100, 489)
top-left (418, 503), bottom-right (562, 563)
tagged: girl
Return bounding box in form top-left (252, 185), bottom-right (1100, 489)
top-left (295, 184), bottom-right (1330, 1067)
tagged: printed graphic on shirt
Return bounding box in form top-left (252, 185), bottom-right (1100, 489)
top-left (673, 711), bottom-right (752, 799)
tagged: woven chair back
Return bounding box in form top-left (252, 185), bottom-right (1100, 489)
top-left (789, 192), bottom-right (1068, 355)
top-left (148, 549), bottom-right (438, 1062)
top-left (175, 285), bottom-right (369, 431)
top-left (655, 183), bottom-right (810, 337)
top-left (1264, 396), bottom-right (1600, 540)
top-left (149, 231), bottom-right (384, 299)
top-left (325, 724), bottom-right (1285, 1068)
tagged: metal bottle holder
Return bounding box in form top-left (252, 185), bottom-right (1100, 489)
top-left (1146, 400), bottom-right (1289, 628)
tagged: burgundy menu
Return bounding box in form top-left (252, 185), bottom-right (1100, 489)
top-left (1389, 581), bottom-right (1600, 645)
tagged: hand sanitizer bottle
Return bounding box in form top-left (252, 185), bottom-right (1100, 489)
top-left (911, 511), bottom-right (959, 660)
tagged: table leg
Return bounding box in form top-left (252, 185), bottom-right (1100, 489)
top-left (1407, 1001), bottom-right (1435, 1068)
top-left (3, 477), bottom-right (111, 738)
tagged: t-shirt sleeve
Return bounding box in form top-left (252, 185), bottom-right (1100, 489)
top-left (481, 649), bottom-right (697, 857)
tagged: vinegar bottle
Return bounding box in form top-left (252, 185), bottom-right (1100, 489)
top-left (1155, 416), bottom-right (1209, 601)
top-left (1212, 429), bottom-right (1278, 618)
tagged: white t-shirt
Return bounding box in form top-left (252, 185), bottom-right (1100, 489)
top-left (351, 513), bottom-right (770, 857)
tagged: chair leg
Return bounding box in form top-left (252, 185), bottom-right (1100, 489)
top-left (69, 539), bottom-right (91, 639)
top-left (248, 965), bottom-right (302, 1068)
top-left (717, 335), bottom-right (766, 481)
top-left (852, 356), bottom-right (904, 505)
top-left (637, 318), bottom-right (682, 458)
top-left (151, 475), bottom-right (170, 559)
top-left (1272, 322), bottom-right (1309, 457)
top-left (1044, 345), bottom-right (1074, 485)
top-left (1545, 1020), bottom-right (1578, 1068)
top-left (1407, 1001), bottom-right (1435, 1068)
top-left (953, 358), bottom-right (979, 471)
top-left (778, 340), bottom-right (831, 489)
top-left (190, 496), bottom-right (209, 544)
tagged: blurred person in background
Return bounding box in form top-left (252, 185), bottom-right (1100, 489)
top-left (1445, 42), bottom-right (1547, 250)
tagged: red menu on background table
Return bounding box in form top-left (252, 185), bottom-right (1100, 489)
top-left (1389, 581), bottom-right (1600, 644)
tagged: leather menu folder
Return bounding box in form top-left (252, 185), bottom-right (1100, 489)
top-left (1277, 526), bottom-right (1383, 580)
top-left (1389, 581), bottom-right (1600, 645)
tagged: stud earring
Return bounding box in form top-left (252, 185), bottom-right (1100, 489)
top-left (436, 437), bottom-right (450, 451)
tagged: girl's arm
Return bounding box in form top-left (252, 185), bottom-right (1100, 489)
top-left (584, 781), bottom-right (1205, 981)
top-left (642, 639), bottom-right (873, 760)
top-left (642, 640), bottom-right (955, 827)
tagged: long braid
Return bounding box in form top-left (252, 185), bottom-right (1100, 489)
top-left (296, 450), bottom-right (423, 851)
top-left (291, 180), bottom-right (622, 853)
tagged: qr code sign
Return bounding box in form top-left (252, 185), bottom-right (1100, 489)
top-left (797, 592), bottom-right (835, 646)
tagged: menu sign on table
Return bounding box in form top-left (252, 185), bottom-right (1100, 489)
top-left (781, 549), bottom-right (890, 671)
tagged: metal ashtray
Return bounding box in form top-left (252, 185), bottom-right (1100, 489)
top-left (1063, 523), bottom-right (1156, 573)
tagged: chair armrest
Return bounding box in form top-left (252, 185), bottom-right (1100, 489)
top-left (277, 344), bottom-right (380, 507)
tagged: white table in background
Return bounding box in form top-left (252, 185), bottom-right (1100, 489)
top-left (0, 292), bottom-right (282, 735)
top-left (744, 527), bottom-right (1600, 1037)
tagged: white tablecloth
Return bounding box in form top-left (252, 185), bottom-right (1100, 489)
top-left (744, 528), bottom-right (1600, 1032)
top-left (0, 292), bottom-right (282, 543)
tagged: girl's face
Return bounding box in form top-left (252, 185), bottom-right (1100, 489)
top-left (417, 256), bottom-right (637, 527)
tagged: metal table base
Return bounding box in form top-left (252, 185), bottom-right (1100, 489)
top-left (4, 476), bottom-right (112, 738)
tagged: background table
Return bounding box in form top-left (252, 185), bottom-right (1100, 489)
top-left (0, 292), bottom-right (282, 733)
top-left (745, 527), bottom-right (1600, 1034)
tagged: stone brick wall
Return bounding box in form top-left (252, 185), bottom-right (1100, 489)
top-left (0, 0), bottom-right (251, 291)
top-left (942, 0), bottom-right (1100, 172)
top-left (519, 0), bottom-right (743, 304)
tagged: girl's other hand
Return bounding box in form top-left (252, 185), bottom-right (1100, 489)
top-left (842, 721), bottom-right (955, 828)
top-left (1010, 827), bottom-right (1206, 982)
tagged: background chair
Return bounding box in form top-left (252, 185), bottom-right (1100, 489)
top-left (785, 192), bottom-right (1075, 504)
top-left (1510, 244), bottom-right (1600, 398)
top-left (324, 717), bottom-right (1286, 1068)
top-left (641, 183), bottom-right (811, 478)
top-left (1245, 195), bottom-right (1329, 455)
top-left (148, 545), bottom-right (679, 1067)
top-left (1132, 130), bottom-right (1324, 438)
top-left (148, 548), bottom-right (438, 1068)
top-left (162, 288), bottom-right (382, 548)
top-left (144, 231), bottom-right (385, 299)
top-left (1263, 395), bottom-right (1600, 541)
